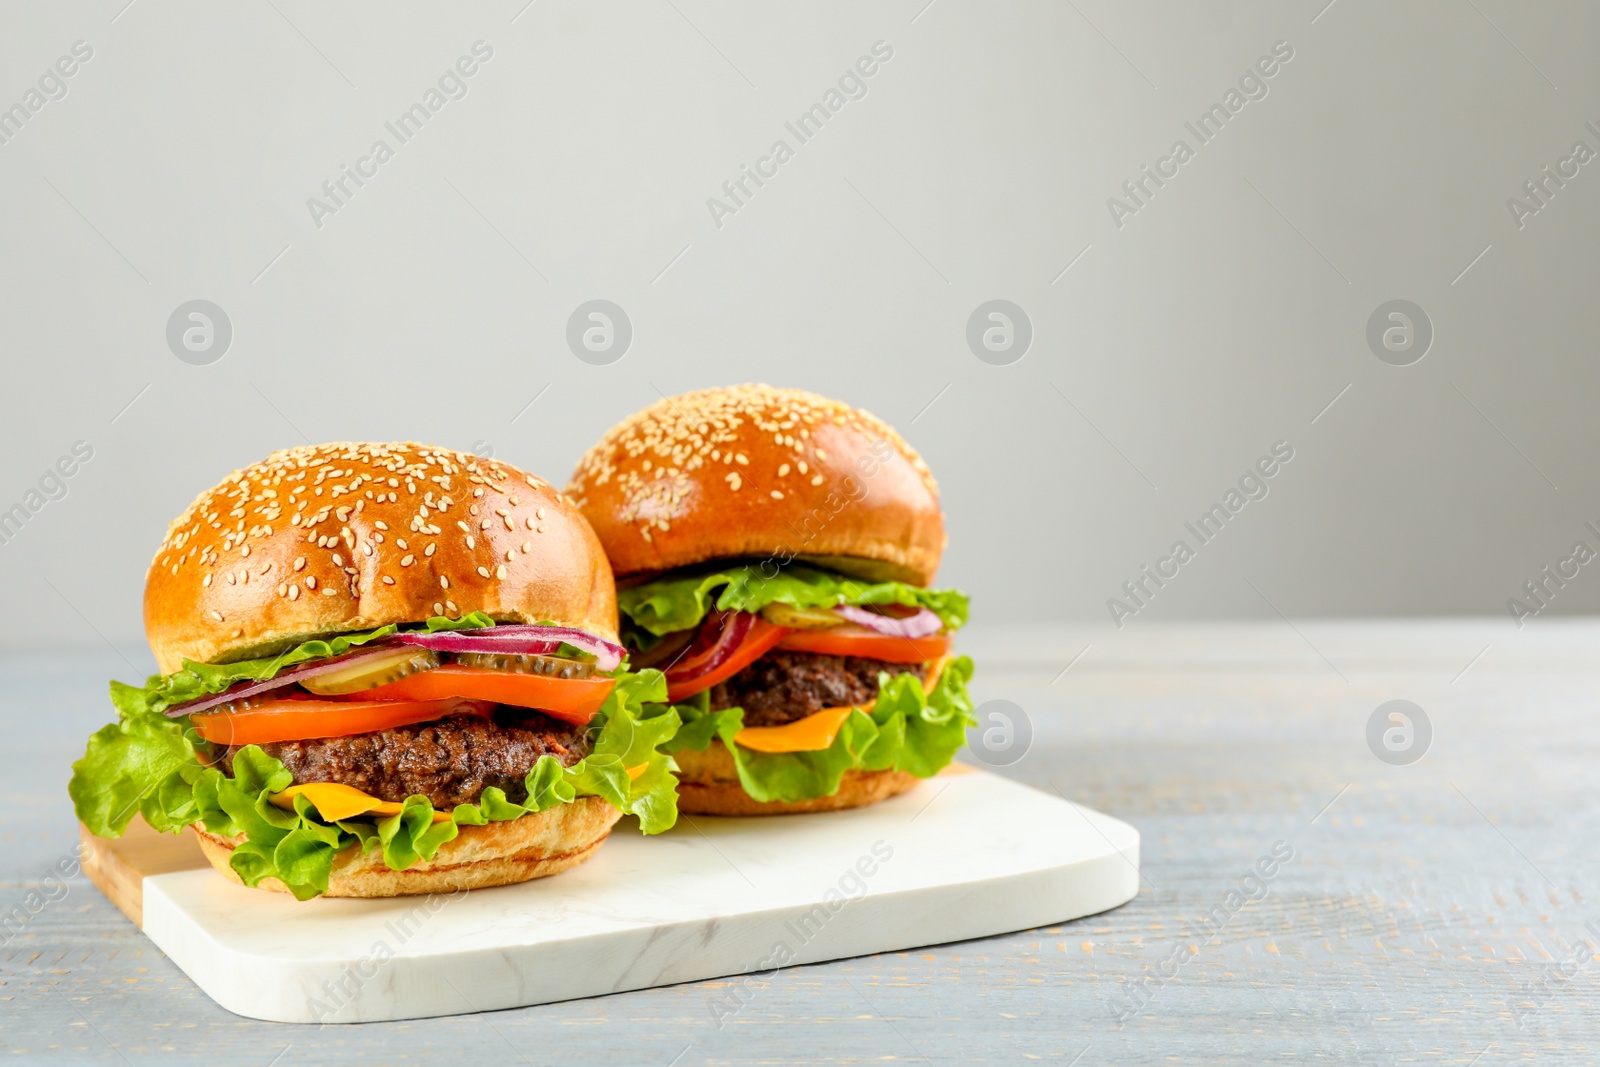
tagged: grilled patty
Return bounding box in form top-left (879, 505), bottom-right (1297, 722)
top-left (709, 649), bottom-right (926, 728)
top-left (218, 711), bottom-right (591, 808)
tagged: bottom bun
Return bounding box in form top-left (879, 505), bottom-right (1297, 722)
top-left (193, 795), bottom-right (621, 898)
top-left (673, 742), bottom-right (921, 816)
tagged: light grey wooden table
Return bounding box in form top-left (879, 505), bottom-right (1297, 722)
top-left (3, 620), bottom-right (1594, 1065)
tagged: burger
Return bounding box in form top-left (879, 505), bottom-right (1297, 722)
top-left (70, 443), bottom-right (680, 899)
top-left (567, 384), bottom-right (974, 815)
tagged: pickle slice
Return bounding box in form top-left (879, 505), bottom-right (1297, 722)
top-left (452, 652), bottom-right (596, 680)
top-left (759, 603), bottom-right (846, 630)
top-left (299, 648), bottom-right (442, 695)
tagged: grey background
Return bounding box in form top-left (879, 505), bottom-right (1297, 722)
top-left (2, 0), bottom-right (1597, 661)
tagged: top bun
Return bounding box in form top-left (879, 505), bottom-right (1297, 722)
top-left (144, 443), bottom-right (616, 674)
top-left (566, 385), bottom-right (945, 585)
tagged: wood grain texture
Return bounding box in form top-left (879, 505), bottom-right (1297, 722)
top-left (77, 821), bottom-right (206, 929)
top-left (3, 622), bottom-right (1597, 1065)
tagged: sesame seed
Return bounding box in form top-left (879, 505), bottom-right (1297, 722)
top-left (735, 454), bottom-right (749, 465)
top-left (305, 575), bottom-right (317, 589)
top-left (433, 602), bottom-right (444, 615)
top-left (381, 576), bottom-right (394, 585)
top-left (202, 573), bottom-right (212, 587)
top-left (211, 610), bottom-right (224, 622)
top-left (401, 554), bottom-right (415, 567)
top-left (503, 515), bottom-right (514, 530)
top-left (771, 490), bottom-right (783, 500)
top-left (465, 535), bottom-right (475, 549)
top-left (240, 544), bottom-right (251, 557)
top-left (477, 566), bottom-right (491, 578)
top-left (332, 553), bottom-right (344, 566)
top-left (277, 583), bottom-right (287, 597)
top-left (425, 544), bottom-right (436, 557)
top-left (778, 464), bottom-right (790, 477)
top-left (322, 586), bottom-right (337, 596)
top-left (362, 542), bottom-right (373, 557)
top-left (288, 584), bottom-right (300, 601)
top-left (536, 507), bottom-right (546, 520)
top-left (294, 556), bottom-right (306, 571)
top-left (396, 538), bottom-right (408, 550)
top-left (495, 565), bottom-right (507, 579)
top-left (440, 576), bottom-right (449, 589)
top-left (457, 521), bottom-right (471, 534)
top-left (811, 474), bottom-right (824, 486)
top-left (521, 541), bottom-right (532, 553)
top-left (526, 516), bottom-right (536, 530)
top-left (445, 599), bottom-right (457, 613)
top-left (726, 472), bottom-right (741, 491)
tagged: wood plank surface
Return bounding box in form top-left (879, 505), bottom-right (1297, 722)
top-left (3, 621), bottom-right (1597, 1065)
top-left (77, 821), bottom-right (206, 930)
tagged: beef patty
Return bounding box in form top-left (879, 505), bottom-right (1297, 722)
top-left (218, 712), bottom-right (592, 808)
top-left (708, 649), bottom-right (926, 728)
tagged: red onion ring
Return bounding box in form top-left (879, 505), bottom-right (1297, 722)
top-left (662, 611), bottom-right (756, 685)
top-left (394, 625), bottom-right (624, 670)
top-left (162, 646), bottom-right (404, 718)
top-left (164, 625), bottom-right (624, 717)
top-left (834, 605), bottom-right (942, 639)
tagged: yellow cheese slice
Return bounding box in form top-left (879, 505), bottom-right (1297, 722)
top-left (270, 783), bottom-right (452, 824)
top-left (273, 768), bottom-right (649, 824)
top-left (734, 703), bottom-right (857, 753)
top-left (732, 653), bottom-right (955, 754)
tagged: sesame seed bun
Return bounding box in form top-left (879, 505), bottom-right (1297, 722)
top-left (192, 795), bottom-right (621, 897)
top-left (671, 743), bottom-right (920, 815)
top-left (566, 385), bottom-right (945, 585)
top-left (144, 442), bottom-right (617, 674)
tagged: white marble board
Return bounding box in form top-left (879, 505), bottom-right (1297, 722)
top-left (137, 767), bottom-right (1139, 1023)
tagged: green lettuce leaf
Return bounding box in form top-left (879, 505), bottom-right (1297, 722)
top-left (70, 669), bottom-right (680, 900)
top-left (668, 655), bottom-right (974, 803)
top-left (618, 565), bottom-right (969, 640)
top-left (131, 613), bottom-right (496, 716)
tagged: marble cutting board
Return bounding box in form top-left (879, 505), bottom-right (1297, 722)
top-left (80, 766), bottom-right (1139, 1023)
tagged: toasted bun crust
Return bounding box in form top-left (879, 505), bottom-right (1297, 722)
top-left (144, 442), bottom-right (616, 674)
top-left (192, 796), bottom-right (621, 897)
top-left (671, 742), bottom-right (920, 815)
top-left (567, 385), bottom-right (945, 585)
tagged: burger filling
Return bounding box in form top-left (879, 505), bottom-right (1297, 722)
top-left (616, 562), bottom-right (974, 802)
top-left (709, 650), bottom-right (928, 728)
top-left (71, 611), bottom-right (683, 899)
top-left (217, 710), bottom-right (594, 809)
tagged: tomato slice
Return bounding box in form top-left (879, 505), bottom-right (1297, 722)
top-left (336, 664), bottom-right (615, 726)
top-left (192, 697), bottom-right (490, 747)
top-left (664, 617), bottom-right (789, 703)
top-left (776, 625), bottom-right (950, 664)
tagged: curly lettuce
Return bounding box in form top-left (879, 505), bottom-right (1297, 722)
top-left (618, 565), bottom-right (969, 641)
top-left (668, 655), bottom-right (974, 803)
top-left (70, 670), bottom-right (680, 900)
